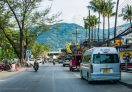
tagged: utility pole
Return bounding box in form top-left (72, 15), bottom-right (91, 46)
top-left (88, 10), bottom-right (91, 42)
top-left (72, 27), bottom-right (80, 45)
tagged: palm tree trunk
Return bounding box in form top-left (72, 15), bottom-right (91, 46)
top-left (114, 0), bottom-right (120, 42)
top-left (89, 27), bottom-right (91, 42)
top-left (92, 27), bottom-right (94, 41)
top-left (94, 28), bottom-right (96, 41)
top-left (108, 15), bottom-right (110, 46)
top-left (89, 10), bottom-right (91, 42)
top-left (108, 15), bottom-right (110, 40)
top-left (103, 16), bottom-right (105, 42)
top-left (98, 13), bottom-right (100, 42)
top-left (130, 19), bottom-right (132, 27)
top-left (86, 29), bottom-right (88, 40)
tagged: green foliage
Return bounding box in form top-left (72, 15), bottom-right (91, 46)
top-left (0, 29), bottom-right (18, 60)
top-left (119, 4), bottom-right (132, 26)
top-left (30, 43), bottom-right (50, 59)
top-left (85, 15), bottom-right (99, 28)
top-left (0, 0), bottom-right (61, 61)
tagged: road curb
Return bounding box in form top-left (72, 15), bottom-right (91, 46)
top-left (0, 68), bottom-right (27, 80)
top-left (119, 81), bottom-right (132, 89)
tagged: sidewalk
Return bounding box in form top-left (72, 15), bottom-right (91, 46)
top-left (120, 70), bottom-right (132, 89)
top-left (0, 67), bottom-right (27, 80)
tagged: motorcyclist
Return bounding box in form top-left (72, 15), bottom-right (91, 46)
top-left (52, 55), bottom-right (56, 65)
top-left (34, 60), bottom-right (39, 71)
top-left (53, 60), bottom-right (55, 65)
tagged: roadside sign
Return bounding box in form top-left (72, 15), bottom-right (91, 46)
top-left (114, 39), bottom-right (122, 46)
top-left (26, 48), bottom-right (30, 57)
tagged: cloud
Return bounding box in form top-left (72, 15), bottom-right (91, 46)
top-left (41, 0), bottom-right (130, 28)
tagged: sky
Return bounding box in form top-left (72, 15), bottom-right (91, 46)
top-left (40, 0), bottom-right (131, 28)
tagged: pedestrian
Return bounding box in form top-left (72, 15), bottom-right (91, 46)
top-left (11, 62), bottom-right (16, 72)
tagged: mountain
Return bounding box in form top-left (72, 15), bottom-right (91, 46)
top-left (37, 23), bottom-right (85, 50)
top-left (37, 23), bottom-right (131, 50)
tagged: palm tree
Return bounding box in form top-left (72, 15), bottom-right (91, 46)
top-left (84, 18), bottom-right (89, 40)
top-left (88, 15), bottom-right (98, 41)
top-left (106, 0), bottom-right (115, 44)
top-left (88, 0), bottom-right (102, 42)
top-left (119, 4), bottom-right (132, 27)
top-left (101, 0), bottom-right (109, 42)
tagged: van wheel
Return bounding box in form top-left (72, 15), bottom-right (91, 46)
top-left (69, 67), bottom-right (72, 71)
top-left (87, 73), bottom-right (92, 84)
top-left (113, 80), bottom-right (119, 84)
top-left (71, 68), bottom-right (74, 72)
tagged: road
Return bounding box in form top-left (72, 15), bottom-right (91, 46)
top-left (0, 63), bottom-right (131, 92)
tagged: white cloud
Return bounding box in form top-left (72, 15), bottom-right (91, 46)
top-left (40, 0), bottom-right (131, 28)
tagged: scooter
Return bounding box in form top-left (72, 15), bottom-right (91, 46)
top-left (34, 64), bottom-right (38, 72)
top-left (53, 61), bottom-right (55, 65)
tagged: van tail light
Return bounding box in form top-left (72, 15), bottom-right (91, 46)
top-left (91, 64), bottom-right (93, 73)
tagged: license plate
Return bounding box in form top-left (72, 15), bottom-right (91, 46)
top-left (103, 68), bottom-right (110, 74)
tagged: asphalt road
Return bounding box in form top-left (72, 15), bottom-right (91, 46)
top-left (0, 63), bottom-right (132, 92)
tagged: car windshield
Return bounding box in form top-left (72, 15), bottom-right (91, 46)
top-left (93, 54), bottom-right (119, 64)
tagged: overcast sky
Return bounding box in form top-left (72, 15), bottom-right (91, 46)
top-left (40, 0), bottom-right (130, 28)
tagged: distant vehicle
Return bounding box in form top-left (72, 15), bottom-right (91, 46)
top-left (47, 51), bottom-right (62, 58)
top-left (69, 54), bottom-right (82, 71)
top-left (28, 58), bottom-right (35, 66)
top-left (58, 57), bottom-right (63, 64)
top-left (47, 51), bottom-right (62, 62)
top-left (63, 56), bottom-right (71, 67)
top-left (36, 58), bottom-right (42, 63)
top-left (80, 47), bottom-right (121, 83)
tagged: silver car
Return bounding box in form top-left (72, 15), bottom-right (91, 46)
top-left (63, 58), bottom-right (70, 67)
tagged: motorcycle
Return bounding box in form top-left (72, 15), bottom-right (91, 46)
top-left (34, 64), bottom-right (39, 72)
top-left (53, 61), bottom-right (55, 65)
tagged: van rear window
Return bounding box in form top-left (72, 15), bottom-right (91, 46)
top-left (93, 54), bottom-right (119, 63)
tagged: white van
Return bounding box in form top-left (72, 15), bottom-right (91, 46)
top-left (80, 47), bottom-right (121, 83)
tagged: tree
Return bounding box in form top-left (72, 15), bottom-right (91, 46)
top-left (119, 4), bottom-right (132, 27)
top-left (114, 0), bottom-right (120, 42)
top-left (85, 15), bottom-right (98, 41)
top-left (88, 0), bottom-right (108, 42)
top-left (30, 43), bottom-right (50, 59)
top-left (0, 3), bottom-right (20, 59)
top-left (101, 0), bottom-right (108, 42)
top-left (0, 29), bottom-right (18, 61)
top-left (0, 0), bottom-right (61, 64)
top-left (88, 0), bottom-right (102, 42)
top-left (106, 0), bottom-right (115, 43)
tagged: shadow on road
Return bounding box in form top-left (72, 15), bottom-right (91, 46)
top-left (88, 81), bottom-right (119, 85)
